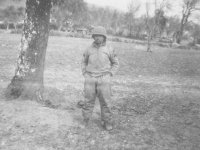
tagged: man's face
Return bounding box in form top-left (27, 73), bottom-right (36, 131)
top-left (93, 35), bottom-right (105, 44)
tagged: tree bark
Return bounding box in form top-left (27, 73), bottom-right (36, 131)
top-left (5, 0), bottom-right (51, 101)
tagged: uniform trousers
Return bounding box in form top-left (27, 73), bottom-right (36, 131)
top-left (82, 73), bottom-right (111, 123)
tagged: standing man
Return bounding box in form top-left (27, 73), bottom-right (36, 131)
top-left (81, 26), bottom-right (119, 130)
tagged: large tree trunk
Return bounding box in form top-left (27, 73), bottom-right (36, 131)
top-left (5, 0), bottom-right (51, 101)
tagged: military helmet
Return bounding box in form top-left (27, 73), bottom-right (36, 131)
top-left (92, 26), bottom-right (107, 39)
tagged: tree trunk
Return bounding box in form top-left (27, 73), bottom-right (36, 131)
top-left (14, 23), bottom-right (17, 32)
top-left (6, 24), bottom-right (9, 30)
top-left (129, 25), bottom-right (132, 37)
top-left (176, 24), bottom-right (184, 44)
top-left (5, 0), bottom-right (51, 101)
top-left (193, 37), bottom-right (196, 46)
top-left (147, 27), bottom-right (152, 52)
top-left (176, 10), bottom-right (190, 44)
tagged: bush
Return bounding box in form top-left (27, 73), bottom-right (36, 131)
top-left (111, 37), bottom-right (122, 42)
top-left (73, 33), bottom-right (85, 38)
top-left (72, 33), bottom-right (91, 39)
top-left (132, 40), bottom-right (146, 45)
top-left (49, 30), bottom-right (67, 37)
top-left (157, 42), bottom-right (170, 48)
top-left (124, 39), bottom-right (129, 43)
top-left (196, 38), bottom-right (200, 44)
top-left (10, 29), bottom-right (22, 34)
top-left (0, 24), bottom-right (6, 29)
top-left (106, 28), bottom-right (113, 35)
top-left (187, 41), bottom-right (195, 47)
top-left (49, 23), bottom-right (58, 30)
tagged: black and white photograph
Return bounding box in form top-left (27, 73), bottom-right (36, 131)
top-left (0, 0), bottom-right (200, 149)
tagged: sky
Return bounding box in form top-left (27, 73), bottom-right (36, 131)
top-left (85, 0), bottom-right (183, 17)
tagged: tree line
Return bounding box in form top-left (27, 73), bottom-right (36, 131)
top-left (0, 0), bottom-right (200, 44)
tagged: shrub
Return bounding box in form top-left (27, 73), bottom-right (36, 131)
top-left (0, 24), bottom-right (6, 29)
top-left (72, 33), bottom-right (91, 39)
top-left (106, 28), bottom-right (113, 35)
top-left (10, 29), bottom-right (22, 34)
top-left (124, 39), bottom-right (129, 43)
top-left (49, 30), bottom-right (67, 37)
top-left (49, 23), bottom-right (58, 30)
top-left (112, 37), bottom-right (122, 42)
top-left (196, 38), bottom-right (200, 44)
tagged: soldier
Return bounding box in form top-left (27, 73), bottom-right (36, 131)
top-left (80, 26), bottom-right (119, 130)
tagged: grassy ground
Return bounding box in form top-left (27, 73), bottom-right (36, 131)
top-left (0, 33), bottom-right (200, 150)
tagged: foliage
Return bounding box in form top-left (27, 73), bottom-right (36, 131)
top-left (110, 10), bottom-right (120, 30)
top-left (125, 0), bottom-right (141, 37)
top-left (190, 23), bottom-right (200, 44)
top-left (176, 0), bottom-right (200, 43)
top-left (154, 9), bottom-right (167, 37)
top-left (87, 5), bottom-right (112, 27)
top-left (0, 5), bottom-right (25, 29)
top-left (144, 0), bottom-right (173, 52)
top-left (133, 17), bottom-right (146, 38)
top-left (51, 0), bottom-right (64, 5)
top-left (100, 7), bottom-right (113, 27)
top-left (51, 0), bottom-right (88, 30)
top-left (0, 0), bottom-right (199, 43)
top-left (152, 0), bottom-right (172, 38)
top-left (166, 16), bottom-right (180, 36)
top-left (10, 29), bottom-right (22, 34)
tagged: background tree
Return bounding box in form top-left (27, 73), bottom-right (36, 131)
top-left (125, 0), bottom-right (140, 38)
top-left (176, 0), bottom-right (200, 43)
top-left (154, 9), bottom-right (167, 38)
top-left (87, 5), bottom-right (102, 25)
top-left (153, 0), bottom-right (171, 39)
top-left (145, 0), bottom-right (172, 52)
top-left (100, 7), bottom-right (112, 28)
top-left (190, 23), bottom-right (200, 45)
top-left (5, 0), bottom-right (61, 101)
top-left (145, 2), bottom-right (154, 52)
top-left (111, 10), bottom-right (120, 32)
top-left (166, 16), bottom-right (180, 38)
top-left (133, 16), bottom-right (146, 39)
top-left (193, 14), bottom-right (200, 44)
top-left (51, 5), bottom-right (72, 31)
top-left (51, 0), bottom-right (87, 31)
top-left (0, 6), bottom-right (25, 30)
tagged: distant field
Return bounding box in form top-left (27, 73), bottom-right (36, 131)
top-left (0, 33), bottom-right (200, 150)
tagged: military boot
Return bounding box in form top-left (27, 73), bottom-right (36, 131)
top-left (102, 121), bottom-right (113, 131)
